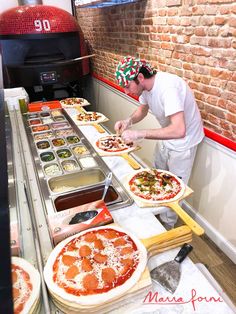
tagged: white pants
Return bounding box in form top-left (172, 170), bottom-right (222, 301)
top-left (154, 142), bottom-right (198, 227)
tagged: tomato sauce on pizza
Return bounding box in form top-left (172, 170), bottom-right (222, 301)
top-left (60, 98), bottom-right (86, 106)
top-left (96, 135), bottom-right (133, 153)
top-left (129, 169), bottom-right (184, 202)
top-left (76, 112), bottom-right (102, 123)
top-left (52, 228), bottom-right (140, 296)
top-left (12, 264), bottom-right (33, 314)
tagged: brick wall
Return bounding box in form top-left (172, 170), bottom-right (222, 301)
top-left (76, 0), bottom-right (236, 141)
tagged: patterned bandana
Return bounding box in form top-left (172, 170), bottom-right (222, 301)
top-left (115, 56), bottom-right (154, 87)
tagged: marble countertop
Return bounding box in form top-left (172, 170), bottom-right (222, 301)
top-left (66, 111), bottom-right (235, 314)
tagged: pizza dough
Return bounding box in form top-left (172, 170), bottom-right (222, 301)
top-left (76, 112), bottom-right (107, 124)
top-left (43, 225), bottom-right (147, 306)
top-left (127, 169), bottom-right (185, 204)
top-left (12, 257), bottom-right (41, 314)
top-left (60, 98), bottom-right (90, 108)
top-left (95, 135), bottom-right (136, 155)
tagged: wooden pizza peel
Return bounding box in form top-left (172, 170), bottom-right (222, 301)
top-left (123, 175), bottom-right (204, 236)
top-left (70, 108), bottom-right (109, 133)
top-left (47, 225), bottom-right (192, 313)
top-left (92, 134), bottom-right (142, 170)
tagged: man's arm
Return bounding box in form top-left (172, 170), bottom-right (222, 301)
top-left (129, 104), bottom-right (149, 124)
top-left (114, 104), bottom-right (148, 134)
top-left (145, 111), bottom-right (186, 139)
top-left (121, 111), bottom-right (186, 142)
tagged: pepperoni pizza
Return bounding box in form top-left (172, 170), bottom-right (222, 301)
top-left (44, 226), bottom-right (147, 306)
top-left (12, 257), bottom-right (41, 314)
top-left (128, 169), bottom-right (185, 203)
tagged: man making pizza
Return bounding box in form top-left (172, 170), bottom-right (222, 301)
top-left (114, 56), bottom-right (204, 229)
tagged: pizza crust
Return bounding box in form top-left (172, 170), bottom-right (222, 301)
top-left (43, 225), bottom-right (147, 306)
top-left (60, 98), bottom-right (90, 108)
top-left (75, 111), bottom-right (108, 125)
top-left (95, 135), bottom-right (137, 156)
top-left (126, 169), bottom-right (186, 204)
top-left (12, 257), bottom-right (41, 314)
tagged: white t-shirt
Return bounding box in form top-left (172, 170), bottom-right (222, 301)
top-left (139, 72), bottom-right (204, 151)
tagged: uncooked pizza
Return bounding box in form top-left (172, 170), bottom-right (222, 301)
top-left (76, 111), bottom-right (105, 124)
top-left (96, 135), bottom-right (135, 154)
top-left (43, 226), bottom-right (147, 306)
top-left (128, 169), bottom-right (185, 203)
top-left (60, 98), bottom-right (89, 107)
top-left (12, 257), bottom-right (41, 314)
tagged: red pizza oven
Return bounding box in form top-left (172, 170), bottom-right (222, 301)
top-left (0, 4), bottom-right (89, 92)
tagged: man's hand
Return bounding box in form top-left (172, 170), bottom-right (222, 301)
top-left (121, 129), bottom-right (146, 144)
top-left (114, 118), bottom-right (132, 135)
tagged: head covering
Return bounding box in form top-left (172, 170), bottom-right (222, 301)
top-left (115, 56), bottom-right (154, 87)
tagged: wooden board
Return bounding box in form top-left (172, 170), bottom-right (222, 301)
top-left (45, 225), bottom-right (193, 313)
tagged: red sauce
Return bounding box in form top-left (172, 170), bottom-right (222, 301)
top-left (129, 170), bottom-right (182, 201)
top-left (52, 229), bottom-right (139, 296)
top-left (12, 264), bottom-right (33, 314)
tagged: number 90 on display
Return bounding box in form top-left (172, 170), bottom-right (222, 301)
top-left (34, 19), bottom-right (51, 32)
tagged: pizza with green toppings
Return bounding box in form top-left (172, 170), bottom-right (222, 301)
top-left (128, 169), bottom-right (185, 203)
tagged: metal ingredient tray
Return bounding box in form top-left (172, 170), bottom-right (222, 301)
top-left (23, 109), bottom-right (133, 215)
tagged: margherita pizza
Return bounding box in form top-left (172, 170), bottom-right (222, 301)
top-left (12, 257), bottom-right (41, 314)
top-left (96, 135), bottom-right (135, 155)
top-left (128, 169), bottom-right (185, 203)
top-left (76, 111), bottom-right (106, 124)
top-left (60, 98), bottom-right (90, 107)
top-left (43, 226), bottom-right (147, 306)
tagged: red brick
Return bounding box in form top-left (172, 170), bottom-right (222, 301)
top-left (194, 27), bottom-right (207, 36)
top-left (217, 98), bottom-right (227, 109)
top-left (229, 17), bottom-right (236, 27)
top-left (183, 63), bottom-right (192, 70)
top-left (166, 0), bottom-right (182, 6)
top-left (192, 6), bottom-right (204, 15)
top-left (191, 47), bottom-right (211, 56)
top-left (220, 120), bottom-right (230, 131)
top-left (158, 9), bottom-right (167, 16)
top-left (204, 121), bottom-right (222, 134)
top-left (219, 6), bottom-right (231, 15)
top-left (226, 113), bottom-right (236, 124)
top-left (205, 104), bottom-right (226, 119)
top-left (208, 114), bottom-right (220, 125)
top-left (161, 42), bottom-right (174, 50)
top-left (221, 130), bottom-right (235, 141)
top-left (215, 17), bottom-right (227, 25)
top-left (207, 96), bottom-right (218, 105)
top-left (208, 38), bottom-right (231, 48)
top-left (227, 102), bottom-right (236, 114)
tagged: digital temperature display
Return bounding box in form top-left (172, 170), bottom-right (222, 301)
top-left (40, 71), bottom-right (57, 84)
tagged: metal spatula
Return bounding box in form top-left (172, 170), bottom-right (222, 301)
top-left (150, 243), bottom-right (193, 293)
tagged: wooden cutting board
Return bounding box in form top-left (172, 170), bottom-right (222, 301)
top-left (47, 225), bottom-right (192, 313)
